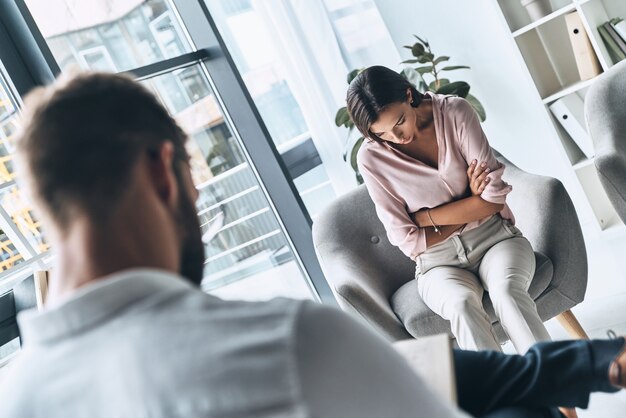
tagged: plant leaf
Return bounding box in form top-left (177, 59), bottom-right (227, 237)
top-left (411, 43), bottom-right (425, 57)
top-left (335, 107), bottom-right (351, 127)
top-left (433, 56), bottom-right (450, 65)
top-left (465, 93), bottom-right (486, 122)
top-left (350, 136), bottom-right (365, 173)
top-left (415, 65), bottom-right (434, 75)
top-left (400, 67), bottom-right (423, 88)
top-left (346, 68), bottom-right (363, 84)
top-left (417, 56), bottom-right (431, 63)
top-left (413, 34), bottom-right (429, 47)
top-left (440, 65), bottom-right (470, 71)
top-left (401, 59), bottom-right (419, 64)
top-left (435, 81), bottom-right (470, 97)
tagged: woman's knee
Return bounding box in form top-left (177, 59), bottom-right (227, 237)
top-left (488, 279), bottom-right (533, 303)
top-left (446, 295), bottom-right (484, 318)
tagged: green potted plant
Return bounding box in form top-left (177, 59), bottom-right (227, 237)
top-left (335, 35), bottom-right (486, 184)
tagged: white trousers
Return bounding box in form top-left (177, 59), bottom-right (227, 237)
top-left (416, 215), bottom-right (551, 353)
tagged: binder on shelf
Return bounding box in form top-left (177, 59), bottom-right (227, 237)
top-left (565, 12), bottom-right (601, 81)
top-left (603, 21), bottom-right (626, 54)
top-left (548, 94), bottom-right (595, 159)
top-left (598, 24), bottom-right (626, 63)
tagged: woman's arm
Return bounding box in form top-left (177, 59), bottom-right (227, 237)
top-left (412, 196), bottom-right (504, 228)
top-left (423, 223), bottom-right (466, 247)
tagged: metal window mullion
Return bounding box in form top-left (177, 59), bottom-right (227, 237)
top-left (0, 181), bottom-right (16, 194)
top-left (0, 251), bottom-right (50, 295)
top-left (124, 49), bottom-right (211, 80)
top-left (0, 205), bottom-right (36, 260)
top-left (171, 0), bottom-right (335, 305)
top-left (0, 0), bottom-right (59, 96)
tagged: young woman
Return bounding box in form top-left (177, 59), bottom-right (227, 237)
top-left (346, 65), bottom-right (551, 352)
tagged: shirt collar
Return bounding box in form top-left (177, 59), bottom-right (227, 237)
top-left (18, 268), bottom-right (196, 346)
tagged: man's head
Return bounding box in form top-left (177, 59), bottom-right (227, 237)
top-left (16, 72), bottom-right (205, 285)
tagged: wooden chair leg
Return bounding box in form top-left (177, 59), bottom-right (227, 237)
top-left (556, 310), bottom-right (589, 340)
top-left (33, 270), bottom-right (49, 310)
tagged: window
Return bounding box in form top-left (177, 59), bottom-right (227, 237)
top-left (142, 65), bottom-right (313, 300)
top-left (21, 0), bottom-right (326, 304)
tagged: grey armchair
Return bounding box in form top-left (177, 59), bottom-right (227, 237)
top-left (312, 153), bottom-right (589, 342)
top-left (585, 60), bottom-right (626, 224)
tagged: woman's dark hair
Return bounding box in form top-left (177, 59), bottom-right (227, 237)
top-left (346, 65), bottom-right (423, 143)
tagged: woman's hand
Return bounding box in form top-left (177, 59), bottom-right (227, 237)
top-left (467, 160), bottom-right (491, 196)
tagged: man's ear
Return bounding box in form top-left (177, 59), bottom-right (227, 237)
top-left (406, 87), bottom-right (413, 104)
top-left (148, 141), bottom-right (178, 209)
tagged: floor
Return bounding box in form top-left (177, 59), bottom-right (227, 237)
top-left (504, 219), bottom-right (626, 417)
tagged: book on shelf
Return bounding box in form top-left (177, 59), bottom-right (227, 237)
top-left (611, 18), bottom-right (626, 43)
top-left (548, 94), bottom-right (595, 159)
top-left (598, 22), bottom-right (626, 63)
top-left (565, 12), bottom-right (601, 80)
top-left (393, 334), bottom-right (456, 404)
top-left (604, 21), bottom-right (626, 54)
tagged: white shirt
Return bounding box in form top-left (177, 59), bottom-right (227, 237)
top-left (0, 269), bottom-right (467, 418)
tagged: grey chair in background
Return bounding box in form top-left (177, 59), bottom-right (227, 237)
top-left (312, 153), bottom-right (589, 343)
top-left (0, 271), bottom-right (49, 349)
top-left (585, 59), bottom-right (626, 224)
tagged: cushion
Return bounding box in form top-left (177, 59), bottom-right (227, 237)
top-left (390, 252), bottom-right (553, 339)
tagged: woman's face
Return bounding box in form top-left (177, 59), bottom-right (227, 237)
top-left (369, 92), bottom-right (417, 145)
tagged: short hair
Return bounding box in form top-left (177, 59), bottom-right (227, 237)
top-left (346, 65), bottom-right (423, 144)
top-left (16, 72), bottom-right (189, 230)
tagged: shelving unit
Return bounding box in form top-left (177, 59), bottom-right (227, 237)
top-left (496, 0), bottom-right (626, 230)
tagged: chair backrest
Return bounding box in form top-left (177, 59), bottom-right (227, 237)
top-left (0, 271), bottom-right (49, 347)
top-left (585, 60), bottom-right (626, 223)
top-left (314, 183), bottom-right (415, 293)
top-left (0, 290), bottom-right (19, 348)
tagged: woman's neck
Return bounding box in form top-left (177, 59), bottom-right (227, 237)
top-left (414, 98), bottom-right (434, 131)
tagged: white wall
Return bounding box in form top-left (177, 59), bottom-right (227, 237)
top-left (372, 0), bottom-right (594, 222)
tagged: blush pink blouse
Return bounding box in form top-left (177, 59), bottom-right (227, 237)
top-left (357, 93), bottom-right (514, 260)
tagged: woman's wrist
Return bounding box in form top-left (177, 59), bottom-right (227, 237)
top-left (412, 209), bottom-right (430, 228)
top-left (426, 209), bottom-right (441, 235)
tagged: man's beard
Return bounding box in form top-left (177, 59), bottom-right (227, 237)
top-left (176, 183), bottom-right (205, 287)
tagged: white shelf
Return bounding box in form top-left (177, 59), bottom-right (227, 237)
top-left (574, 163), bottom-right (620, 229)
top-left (497, 0), bottom-right (625, 230)
top-left (573, 157), bottom-right (594, 170)
top-left (512, 3), bottom-right (577, 37)
top-left (541, 76), bottom-right (599, 103)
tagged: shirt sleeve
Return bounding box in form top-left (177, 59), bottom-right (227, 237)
top-left (358, 156), bottom-right (427, 260)
top-left (451, 98), bottom-right (512, 205)
top-left (293, 302), bottom-right (469, 418)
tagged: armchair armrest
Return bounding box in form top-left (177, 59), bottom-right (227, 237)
top-left (498, 153), bottom-right (587, 304)
top-left (313, 241), bottom-right (412, 341)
